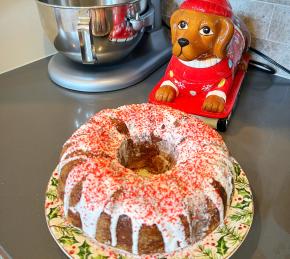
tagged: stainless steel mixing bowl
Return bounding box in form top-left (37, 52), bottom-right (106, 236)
top-left (36, 0), bottom-right (153, 64)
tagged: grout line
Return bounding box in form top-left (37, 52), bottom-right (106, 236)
top-left (254, 37), bottom-right (290, 46)
top-left (266, 4), bottom-right (276, 40)
top-left (250, 0), bottom-right (275, 7)
top-left (254, 0), bottom-right (290, 8)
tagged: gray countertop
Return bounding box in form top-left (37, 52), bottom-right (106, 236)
top-left (0, 57), bottom-right (290, 259)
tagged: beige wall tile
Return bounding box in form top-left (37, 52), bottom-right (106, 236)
top-left (229, 0), bottom-right (274, 40)
top-left (268, 4), bottom-right (290, 44)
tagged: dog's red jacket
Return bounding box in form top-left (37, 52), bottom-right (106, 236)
top-left (159, 56), bottom-right (233, 100)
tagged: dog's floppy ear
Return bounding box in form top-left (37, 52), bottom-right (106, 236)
top-left (213, 17), bottom-right (234, 59)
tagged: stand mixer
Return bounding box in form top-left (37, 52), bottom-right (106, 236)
top-left (36, 0), bottom-right (171, 92)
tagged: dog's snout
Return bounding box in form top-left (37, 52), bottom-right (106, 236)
top-left (178, 38), bottom-right (189, 47)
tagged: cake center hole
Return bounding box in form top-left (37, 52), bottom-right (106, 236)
top-left (118, 139), bottom-right (174, 176)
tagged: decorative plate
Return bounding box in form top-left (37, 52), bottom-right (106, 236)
top-left (45, 161), bottom-right (254, 259)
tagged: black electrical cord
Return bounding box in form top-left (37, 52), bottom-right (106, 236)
top-left (249, 59), bottom-right (276, 74)
top-left (249, 47), bottom-right (290, 75)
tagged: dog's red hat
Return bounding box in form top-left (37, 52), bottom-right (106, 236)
top-left (180, 0), bottom-right (233, 18)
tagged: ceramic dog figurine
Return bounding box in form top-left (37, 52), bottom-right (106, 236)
top-left (149, 0), bottom-right (250, 115)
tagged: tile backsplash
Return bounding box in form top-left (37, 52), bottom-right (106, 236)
top-left (161, 0), bottom-right (290, 79)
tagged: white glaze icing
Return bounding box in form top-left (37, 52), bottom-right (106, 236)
top-left (132, 220), bottom-right (142, 254)
top-left (157, 218), bottom-right (188, 253)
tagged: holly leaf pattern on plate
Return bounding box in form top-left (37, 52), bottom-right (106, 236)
top-left (51, 177), bottom-right (59, 187)
top-left (59, 235), bottom-right (78, 246)
top-left (91, 255), bottom-right (109, 259)
top-left (52, 225), bottom-right (82, 237)
top-left (77, 241), bottom-right (92, 259)
top-left (197, 245), bottom-right (217, 259)
top-left (233, 200), bottom-right (251, 210)
top-left (217, 237), bottom-right (229, 256)
top-left (47, 207), bottom-right (60, 220)
top-left (235, 176), bottom-right (250, 189)
top-left (46, 188), bottom-right (58, 201)
top-left (230, 209), bottom-right (253, 225)
top-left (233, 162), bottom-right (241, 178)
top-left (237, 188), bottom-right (252, 199)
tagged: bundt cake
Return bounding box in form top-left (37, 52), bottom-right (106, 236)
top-left (57, 103), bottom-right (235, 255)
